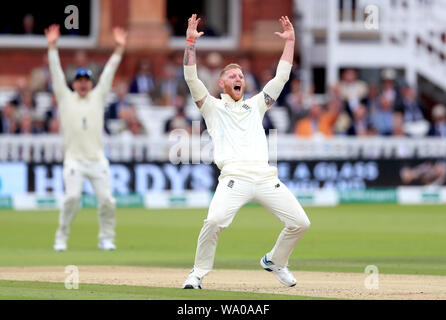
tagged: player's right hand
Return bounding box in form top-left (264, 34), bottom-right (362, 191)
top-left (44, 24), bottom-right (60, 45)
top-left (186, 14), bottom-right (204, 41)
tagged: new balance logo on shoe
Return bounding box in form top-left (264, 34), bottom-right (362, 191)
top-left (260, 254), bottom-right (296, 287)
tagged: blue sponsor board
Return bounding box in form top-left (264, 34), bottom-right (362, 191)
top-left (0, 162), bottom-right (27, 196)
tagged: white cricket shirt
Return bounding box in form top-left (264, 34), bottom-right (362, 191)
top-left (201, 93), bottom-right (277, 181)
top-left (48, 49), bottom-right (121, 161)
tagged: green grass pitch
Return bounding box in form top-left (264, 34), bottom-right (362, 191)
top-left (0, 204), bottom-right (445, 299)
top-left (0, 280), bottom-right (321, 300)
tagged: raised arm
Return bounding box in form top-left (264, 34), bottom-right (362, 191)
top-left (45, 24), bottom-right (70, 99)
top-left (262, 16), bottom-right (295, 108)
top-left (96, 27), bottom-right (127, 98)
top-left (183, 14), bottom-right (209, 109)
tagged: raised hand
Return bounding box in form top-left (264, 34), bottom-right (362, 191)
top-left (274, 16), bottom-right (295, 41)
top-left (44, 24), bottom-right (60, 46)
top-left (186, 14), bottom-right (204, 41)
top-left (113, 27), bottom-right (128, 47)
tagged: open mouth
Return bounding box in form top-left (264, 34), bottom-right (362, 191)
top-left (234, 85), bottom-right (241, 93)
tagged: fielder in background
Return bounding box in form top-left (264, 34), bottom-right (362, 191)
top-left (45, 24), bottom-right (127, 251)
top-left (182, 14), bottom-right (311, 289)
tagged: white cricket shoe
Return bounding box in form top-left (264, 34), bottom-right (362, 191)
top-left (260, 254), bottom-right (296, 287)
top-left (182, 270), bottom-right (202, 289)
top-left (98, 239), bottom-right (116, 251)
top-left (53, 241), bottom-right (67, 252)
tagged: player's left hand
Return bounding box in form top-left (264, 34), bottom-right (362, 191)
top-left (274, 16), bottom-right (295, 41)
top-left (113, 27), bottom-right (128, 47)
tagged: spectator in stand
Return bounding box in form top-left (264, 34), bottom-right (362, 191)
top-left (10, 77), bottom-right (31, 106)
top-left (171, 51), bottom-right (186, 81)
top-left (196, 54), bottom-right (211, 90)
top-left (14, 90), bottom-right (45, 134)
top-left (15, 90), bottom-right (35, 119)
top-left (66, 50), bottom-right (102, 83)
top-left (107, 81), bottom-right (132, 119)
top-left (17, 115), bottom-right (35, 134)
top-left (33, 113), bottom-right (46, 134)
top-left (396, 84), bottom-right (426, 121)
top-left (393, 111), bottom-right (405, 136)
top-left (284, 77), bottom-right (312, 132)
top-left (165, 108), bottom-right (193, 135)
top-left (328, 83), bottom-right (344, 104)
top-left (48, 117), bottom-right (60, 134)
top-left (395, 84), bottom-right (429, 137)
top-left (44, 93), bottom-right (58, 132)
top-left (346, 104), bottom-right (370, 136)
top-left (339, 69), bottom-right (368, 114)
top-left (259, 66), bottom-right (275, 89)
top-left (238, 57), bottom-right (259, 98)
top-left (370, 95), bottom-right (395, 136)
top-left (119, 105), bottom-right (145, 136)
top-left (29, 53), bottom-right (52, 93)
top-left (23, 14), bottom-right (35, 35)
top-left (152, 63), bottom-right (188, 106)
top-left (129, 58), bottom-right (155, 94)
top-left (126, 117), bottom-right (145, 135)
top-left (0, 103), bottom-right (19, 134)
top-left (381, 68), bottom-right (399, 104)
top-left (361, 82), bottom-right (380, 113)
top-left (105, 82), bottom-right (133, 134)
top-left (325, 84), bottom-right (350, 135)
top-left (428, 104), bottom-right (446, 137)
top-left (202, 52), bottom-right (224, 97)
top-left (164, 94), bottom-right (192, 134)
top-left (295, 101), bottom-right (340, 137)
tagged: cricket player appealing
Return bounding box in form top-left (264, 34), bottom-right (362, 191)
top-left (182, 15), bottom-right (310, 289)
top-left (45, 24), bottom-right (127, 251)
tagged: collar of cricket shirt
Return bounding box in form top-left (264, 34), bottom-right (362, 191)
top-left (220, 93), bottom-right (245, 109)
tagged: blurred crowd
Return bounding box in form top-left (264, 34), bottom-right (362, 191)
top-left (1, 50), bottom-right (446, 138)
top-left (287, 68), bottom-right (446, 138)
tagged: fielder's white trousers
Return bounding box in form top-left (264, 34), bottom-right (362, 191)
top-left (55, 158), bottom-right (116, 243)
top-left (193, 176), bottom-right (310, 278)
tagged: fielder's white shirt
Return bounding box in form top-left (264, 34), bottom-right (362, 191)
top-left (48, 48), bottom-right (121, 161)
top-left (200, 93), bottom-right (277, 181)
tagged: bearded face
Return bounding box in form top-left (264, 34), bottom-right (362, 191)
top-left (72, 77), bottom-right (93, 98)
top-left (219, 68), bottom-right (246, 101)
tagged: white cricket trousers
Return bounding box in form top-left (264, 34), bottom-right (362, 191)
top-left (193, 176), bottom-right (310, 278)
top-left (55, 158), bottom-right (116, 243)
